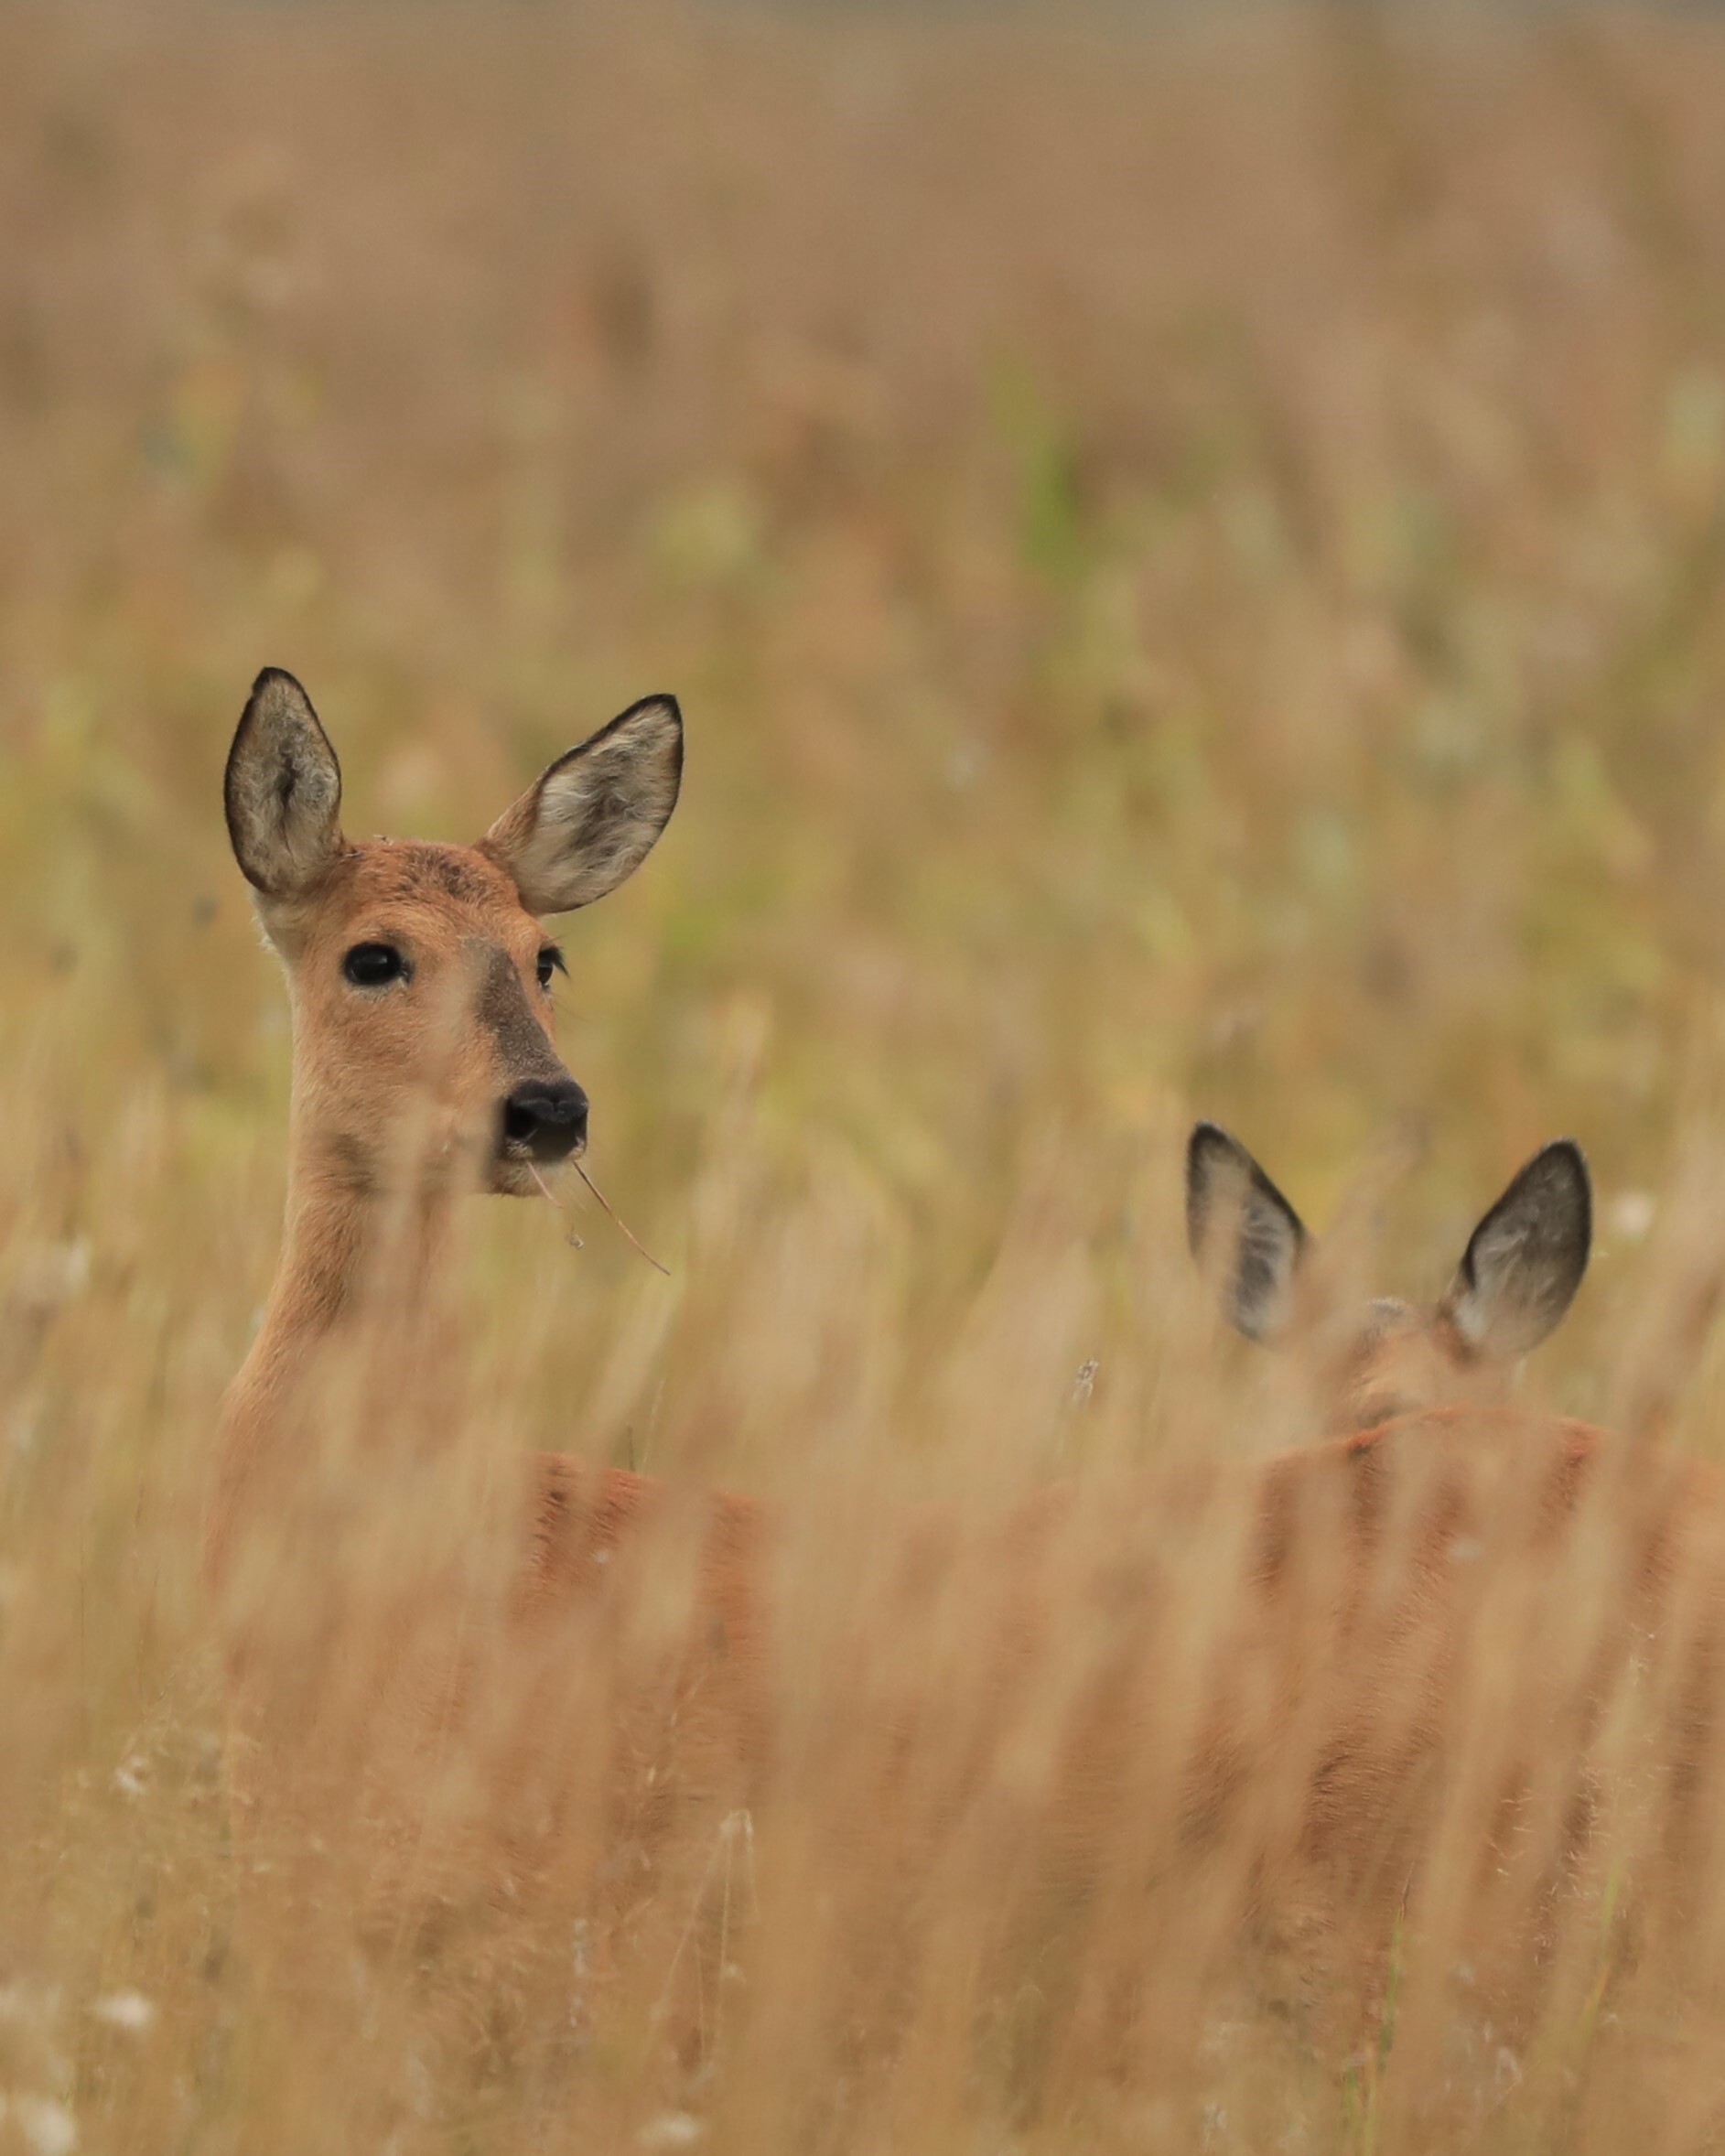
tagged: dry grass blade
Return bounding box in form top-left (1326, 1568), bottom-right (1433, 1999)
top-left (531, 1157), bottom-right (670, 1276)
top-left (573, 1158), bottom-right (672, 1277)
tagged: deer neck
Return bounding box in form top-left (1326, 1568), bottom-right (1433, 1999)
top-left (209, 1111), bottom-right (464, 1586)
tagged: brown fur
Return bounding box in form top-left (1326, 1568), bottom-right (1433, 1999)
top-left (1317, 1294), bottom-right (1512, 1428)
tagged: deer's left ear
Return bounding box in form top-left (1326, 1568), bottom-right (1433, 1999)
top-left (480, 694), bottom-right (683, 915)
top-left (1442, 1139), bottom-right (1591, 1361)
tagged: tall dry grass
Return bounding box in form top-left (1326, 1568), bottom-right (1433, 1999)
top-left (8, 2), bottom-right (1725, 2148)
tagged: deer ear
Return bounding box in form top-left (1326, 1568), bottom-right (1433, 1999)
top-left (225, 669), bottom-right (345, 900)
top-left (1186, 1121), bottom-right (1308, 1343)
top-left (480, 695), bottom-right (683, 916)
top-left (1443, 1139), bottom-right (1591, 1361)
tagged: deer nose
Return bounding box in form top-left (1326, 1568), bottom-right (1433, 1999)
top-left (502, 1079), bottom-right (588, 1162)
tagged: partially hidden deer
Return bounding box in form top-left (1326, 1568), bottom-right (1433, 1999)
top-left (210, 671), bottom-right (1725, 2083)
top-left (209, 667), bottom-right (772, 1973)
top-left (1185, 1118), bottom-right (1591, 1428)
top-left (210, 662), bottom-right (686, 1585)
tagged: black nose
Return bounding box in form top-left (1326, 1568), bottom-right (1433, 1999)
top-left (501, 1079), bottom-right (588, 1163)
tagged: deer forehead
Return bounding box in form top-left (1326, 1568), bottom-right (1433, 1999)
top-left (307, 840), bottom-right (539, 952)
top-left (1333, 1299), bottom-right (1424, 1373)
top-left (1345, 1299), bottom-right (1474, 1371)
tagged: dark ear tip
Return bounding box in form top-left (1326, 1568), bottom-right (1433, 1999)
top-left (1532, 1137), bottom-right (1592, 1224)
top-left (243, 666), bottom-right (319, 719)
top-left (1185, 1121), bottom-right (1259, 1206)
top-left (620, 691), bottom-right (683, 731)
top-left (1185, 1121), bottom-right (1234, 1228)
top-left (568, 693), bottom-right (684, 779)
top-left (1186, 1120), bottom-right (1236, 1173)
top-left (614, 693), bottom-right (684, 798)
top-left (231, 667), bottom-right (335, 768)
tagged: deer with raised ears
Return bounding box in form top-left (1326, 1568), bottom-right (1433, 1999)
top-left (1185, 1120), bottom-right (1592, 1428)
top-left (208, 669), bottom-right (786, 2008)
top-left (223, 664), bottom-right (682, 1198)
top-left (209, 666), bottom-right (685, 1579)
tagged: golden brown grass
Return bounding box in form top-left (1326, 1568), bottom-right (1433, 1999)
top-left (10, 2), bottom-right (1725, 2148)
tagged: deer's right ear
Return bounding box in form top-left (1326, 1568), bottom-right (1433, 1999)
top-left (1186, 1121), bottom-right (1308, 1343)
top-left (224, 669), bottom-right (345, 900)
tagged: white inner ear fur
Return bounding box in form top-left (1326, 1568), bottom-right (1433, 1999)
top-left (1448, 1230), bottom-right (1562, 1359)
top-left (481, 695), bottom-right (682, 915)
top-left (1224, 1183), bottom-right (1305, 1342)
top-left (1445, 1145), bottom-right (1590, 1362)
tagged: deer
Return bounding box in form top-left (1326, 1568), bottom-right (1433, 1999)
top-left (207, 669), bottom-right (1725, 2094)
top-left (209, 667), bottom-right (776, 1994)
top-left (210, 663), bottom-right (706, 1595)
top-left (1184, 1119), bottom-right (1591, 1428)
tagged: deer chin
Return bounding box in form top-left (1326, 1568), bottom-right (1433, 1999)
top-left (489, 1147), bottom-right (557, 1199)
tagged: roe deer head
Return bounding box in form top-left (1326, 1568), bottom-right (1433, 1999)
top-left (1185, 1120), bottom-right (1591, 1428)
top-left (224, 666), bottom-right (681, 1198)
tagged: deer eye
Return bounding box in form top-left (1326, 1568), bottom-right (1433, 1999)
top-left (342, 942), bottom-right (408, 988)
top-left (536, 945), bottom-right (566, 992)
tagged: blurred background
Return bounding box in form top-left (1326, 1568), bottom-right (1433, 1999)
top-left (7, 3), bottom-right (1725, 2146)
top-left (9, 5), bottom-right (1725, 1382)
top-left (10, 5), bottom-right (1725, 1323)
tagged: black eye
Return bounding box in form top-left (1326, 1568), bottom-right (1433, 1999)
top-left (342, 943), bottom-right (408, 988)
top-left (536, 946), bottom-right (566, 992)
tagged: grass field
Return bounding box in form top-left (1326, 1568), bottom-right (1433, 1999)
top-left (8, 4), bottom-right (1725, 2149)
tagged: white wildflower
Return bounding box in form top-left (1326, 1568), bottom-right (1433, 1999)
top-left (91, 1991), bottom-right (156, 2032)
top-left (0, 2095), bottom-right (79, 2156)
top-left (638, 2114), bottom-right (705, 2150)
